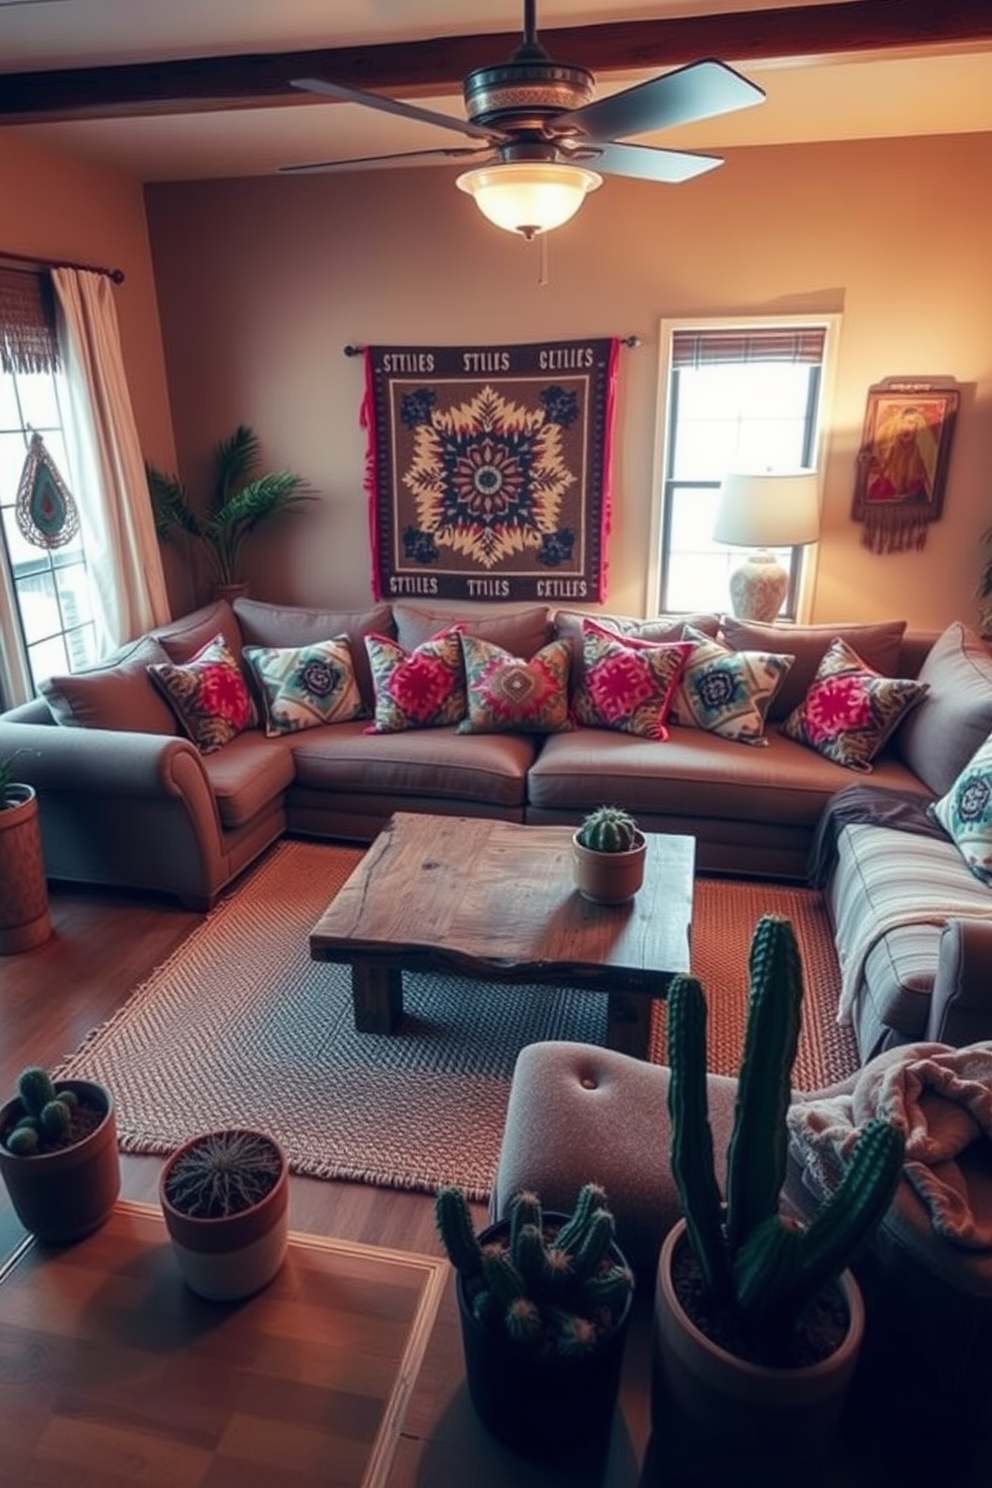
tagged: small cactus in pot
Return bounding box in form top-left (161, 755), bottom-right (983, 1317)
top-left (435, 1183), bottom-right (635, 1454)
top-left (572, 806), bottom-right (646, 904)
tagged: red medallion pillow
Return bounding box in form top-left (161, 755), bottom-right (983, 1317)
top-left (573, 619), bottom-right (692, 739)
top-left (779, 637), bottom-right (928, 771)
top-left (148, 633), bottom-right (256, 753)
top-left (364, 626), bottom-right (467, 733)
top-left (457, 633), bottom-right (572, 734)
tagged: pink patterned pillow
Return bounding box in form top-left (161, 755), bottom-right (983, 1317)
top-left (457, 633), bottom-right (571, 734)
top-left (574, 619), bottom-right (692, 739)
top-left (364, 626), bottom-right (467, 733)
top-left (780, 636), bottom-right (928, 771)
top-left (148, 633), bottom-right (256, 753)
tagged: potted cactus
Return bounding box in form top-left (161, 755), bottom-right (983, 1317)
top-left (0, 1066), bottom-right (120, 1243)
top-left (572, 804), bottom-right (647, 904)
top-left (435, 1182), bottom-right (635, 1458)
top-left (0, 750), bottom-right (51, 953)
top-left (654, 914), bottom-right (906, 1460)
top-left (159, 1128), bottom-right (289, 1301)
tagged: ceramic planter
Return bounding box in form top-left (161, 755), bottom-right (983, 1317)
top-left (0, 784), bottom-right (52, 954)
top-left (571, 830), bottom-right (647, 905)
top-left (652, 1219), bottom-right (864, 1454)
top-left (455, 1213), bottom-right (633, 1459)
top-left (0, 1078), bottom-right (119, 1243)
top-left (159, 1128), bottom-right (289, 1301)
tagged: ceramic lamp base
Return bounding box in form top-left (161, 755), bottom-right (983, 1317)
top-left (728, 550), bottom-right (788, 622)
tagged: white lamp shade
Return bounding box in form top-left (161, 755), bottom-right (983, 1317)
top-left (456, 162), bottom-right (602, 238)
top-left (713, 471), bottom-right (821, 549)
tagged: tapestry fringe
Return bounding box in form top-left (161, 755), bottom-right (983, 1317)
top-left (861, 505), bottom-right (931, 554)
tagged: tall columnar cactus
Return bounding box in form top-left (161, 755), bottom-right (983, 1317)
top-left (667, 914), bottom-right (905, 1342)
top-left (576, 806), bottom-right (640, 853)
top-left (434, 1183), bottom-right (635, 1357)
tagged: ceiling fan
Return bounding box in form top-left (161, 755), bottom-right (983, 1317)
top-left (281, 0), bottom-right (765, 238)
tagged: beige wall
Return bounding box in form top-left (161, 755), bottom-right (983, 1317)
top-left (145, 129), bottom-right (992, 631)
top-left (0, 132), bottom-right (176, 483)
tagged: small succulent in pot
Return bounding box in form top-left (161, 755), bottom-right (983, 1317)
top-left (161, 1129), bottom-right (284, 1218)
top-left (435, 1182), bottom-right (634, 1357)
top-left (575, 805), bottom-right (642, 853)
top-left (2, 1067), bottom-right (97, 1155)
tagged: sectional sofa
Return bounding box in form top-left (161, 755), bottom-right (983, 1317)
top-left (4, 596), bottom-right (992, 1060)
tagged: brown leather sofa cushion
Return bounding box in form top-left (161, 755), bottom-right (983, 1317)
top-left (895, 621), bottom-right (992, 795)
top-left (40, 634), bottom-right (178, 735)
top-left (721, 617), bottom-right (908, 720)
top-left (233, 598), bottom-right (394, 713)
top-left (392, 603), bottom-right (554, 659)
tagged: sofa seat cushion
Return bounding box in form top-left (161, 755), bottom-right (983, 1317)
top-left (200, 731), bottom-right (297, 829)
top-left (289, 720), bottom-right (536, 808)
top-left (527, 726), bottom-right (925, 829)
top-left (829, 822), bottom-right (992, 1044)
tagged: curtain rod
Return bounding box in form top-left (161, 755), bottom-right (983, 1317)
top-left (0, 249), bottom-right (125, 284)
top-left (342, 335), bottom-right (641, 356)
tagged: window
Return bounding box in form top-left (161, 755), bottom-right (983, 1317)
top-left (0, 268), bottom-right (100, 704)
top-left (650, 317), bottom-right (838, 619)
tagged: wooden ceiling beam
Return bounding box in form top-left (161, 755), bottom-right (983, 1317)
top-left (0, 1), bottom-right (989, 125)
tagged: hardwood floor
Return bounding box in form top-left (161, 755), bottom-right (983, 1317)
top-left (0, 868), bottom-right (489, 1266)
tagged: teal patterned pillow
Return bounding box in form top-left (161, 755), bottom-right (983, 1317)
top-left (364, 626), bottom-right (467, 733)
top-left (670, 626), bottom-right (794, 746)
top-left (457, 633), bottom-right (571, 734)
top-left (243, 637), bottom-right (363, 736)
top-left (780, 637), bottom-right (927, 772)
top-left (930, 736), bottom-right (992, 883)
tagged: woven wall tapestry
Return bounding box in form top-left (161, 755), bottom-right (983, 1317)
top-left (362, 338), bottom-right (619, 603)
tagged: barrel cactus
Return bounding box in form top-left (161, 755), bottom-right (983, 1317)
top-left (666, 913), bottom-right (905, 1348)
top-left (576, 805), bottom-right (641, 853)
top-left (435, 1182), bottom-right (634, 1357)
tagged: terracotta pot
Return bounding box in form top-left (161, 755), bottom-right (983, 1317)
top-left (159, 1129), bottom-right (289, 1301)
top-left (455, 1213), bottom-right (633, 1459)
top-left (571, 830), bottom-right (647, 905)
top-left (652, 1220), bottom-right (864, 1455)
top-left (0, 1078), bottom-right (120, 1243)
top-left (0, 785), bottom-right (52, 954)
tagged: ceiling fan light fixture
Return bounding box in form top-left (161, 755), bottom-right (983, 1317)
top-left (456, 161), bottom-right (602, 239)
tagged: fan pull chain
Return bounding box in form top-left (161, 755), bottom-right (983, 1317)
top-left (537, 232), bottom-right (549, 289)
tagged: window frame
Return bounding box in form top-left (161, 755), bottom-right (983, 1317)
top-left (646, 312), bottom-right (841, 622)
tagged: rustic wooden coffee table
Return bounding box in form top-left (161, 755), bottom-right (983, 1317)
top-left (309, 812), bottom-right (694, 1060)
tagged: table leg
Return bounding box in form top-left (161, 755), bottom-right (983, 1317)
top-left (604, 990), bottom-right (653, 1060)
top-left (351, 964), bottom-right (404, 1033)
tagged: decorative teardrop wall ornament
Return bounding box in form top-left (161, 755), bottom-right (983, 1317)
top-left (15, 430), bottom-right (80, 549)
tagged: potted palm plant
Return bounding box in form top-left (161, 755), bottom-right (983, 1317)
top-left (159, 1127), bottom-right (289, 1301)
top-left (0, 1066), bottom-right (120, 1243)
top-left (146, 424), bottom-right (314, 597)
top-left (0, 750), bottom-right (51, 953)
top-left (654, 914), bottom-right (905, 1463)
top-left (572, 804), bottom-right (647, 904)
top-left (435, 1182), bottom-right (635, 1458)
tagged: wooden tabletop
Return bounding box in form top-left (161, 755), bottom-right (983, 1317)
top-left (310, 813), bottom-right (695, 992)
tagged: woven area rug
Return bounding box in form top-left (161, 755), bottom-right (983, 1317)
top-left (56, 839), bottom-right (858, 1201)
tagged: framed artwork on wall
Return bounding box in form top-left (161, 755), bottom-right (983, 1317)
top-left (852, 377), bottom-right (959, 553)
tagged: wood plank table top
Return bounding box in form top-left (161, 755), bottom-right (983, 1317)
top-left (310, 813), bottom-right (695, 1059)
top-left (0, 1201), bottom-right (447, 1488)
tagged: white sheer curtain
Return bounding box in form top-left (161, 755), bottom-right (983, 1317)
top-left (52, 267), bottom-right (171, 650)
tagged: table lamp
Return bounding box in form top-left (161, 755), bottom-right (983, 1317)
top-left (713, 470), bottom-right (820, 621)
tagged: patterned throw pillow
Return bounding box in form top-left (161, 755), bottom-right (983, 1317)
top-left (573, 619), bottom-right (692, 739)
top-left (364, 626), bottom-right (467, 733)
top-left (242, 637), bottom-right (363, 737)
top-left (457, 633), bottom-right (571, 735)
top-left (670, 627), bottom-right (794, 746)
top-left (930, 735), bottom-right (992, 883)
top-left (780, 637), bottom-right (927, 772)
top-left (148, 633), bottom-right (256, 753)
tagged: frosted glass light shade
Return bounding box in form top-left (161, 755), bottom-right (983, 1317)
top-left (456, 162), bottom-right (603, 238)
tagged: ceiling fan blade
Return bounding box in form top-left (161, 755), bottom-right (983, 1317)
top-left (552, 59), bottom-right (764, 144)
top-left (290, 77), bottom-right (498, 142)
top-left (564, 140), bottom-right (723, 185)
top-left (279, 147), bottom-right (493, 176)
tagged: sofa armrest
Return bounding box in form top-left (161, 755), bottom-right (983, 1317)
top-left (0, 719), bottom-right (215, 808)
top-left (927, 918), bottom-right (992, 1046)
